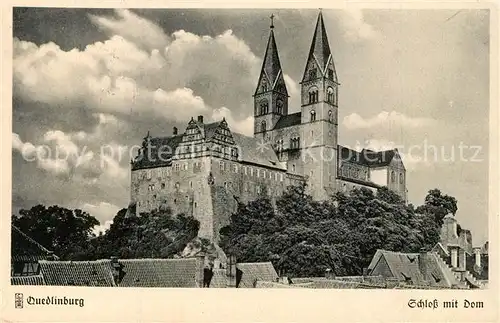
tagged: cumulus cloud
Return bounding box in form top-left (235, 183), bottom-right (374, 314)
top-left (331, 9), bottom-right (380, 42)
top-left (81, 201), bottom-right (120, 234)
top-left (211, 107), bottom-right (254, 136)
top-left (88, 9), bottom-right (170, 51)
top-left (343, 111), bottom-right (436, 130)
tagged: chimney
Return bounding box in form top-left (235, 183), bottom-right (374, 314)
top-left (226, 254), bottom-right (237, 288)
top-left (419, 248), bottom-right (428, 280)
top-left (173, 127), bottom-right (178, 135)
top-left (197, 115), bottom-right (204, 123)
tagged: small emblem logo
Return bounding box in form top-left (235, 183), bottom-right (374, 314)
top-left (15, 293), bottom-right (23, 309)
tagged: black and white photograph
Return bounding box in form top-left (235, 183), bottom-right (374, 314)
top-left (8, 6), bottom-right (493, 295)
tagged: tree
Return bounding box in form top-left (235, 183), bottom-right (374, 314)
top-left (12, 205), bottom-right (99, 260)
top-left (220, 184), bottom-right (430, 277)
top-left (87, 207), bottom-right (200, 260)
top-left (416, 189), bottom-right (458, 225)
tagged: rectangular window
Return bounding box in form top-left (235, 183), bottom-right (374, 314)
top-left (280, 174), bottom-right (284, 181)
top-left (219, 161), bottom-right (224, 171)
top-left (250, 168), bottom-right (254, 176)
top-left (244, 166), bottom-right (247, 175)
top-left (261, 170), bottom-right (265, 178)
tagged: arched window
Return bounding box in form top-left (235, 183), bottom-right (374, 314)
top-left (261, 120), bottom-right (266, 133)
top-left (261, 80), bottom-right (268, 92)
top-left (399, 173), bottom-right (404, 184)
top-left (391, 171), bottom-right (396, 183)
top-left (328, 110), bottom-right (333, 123)
top-left (310, 110), bottom-right (316, 122)
top-left (259, 100), bottom-right (269, 115)
top-left (277, 99), bottom-right (283, 114)
top-left (308, 87), bottom-right (319, 104)
top-left (327, 87), bottom-right (335, 103)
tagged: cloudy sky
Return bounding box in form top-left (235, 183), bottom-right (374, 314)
top-left (11, 8), bottom-right (490, 243)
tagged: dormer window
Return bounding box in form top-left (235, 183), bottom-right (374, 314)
top-left (309, 68), bottom-right (317, 80)
top-left (262, 80), bottom-right (268, 92)
top-left (328, 69), bottom-right (334, 80)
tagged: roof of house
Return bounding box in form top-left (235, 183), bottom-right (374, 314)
top-left (11, 225), bottom-right (58, 262)
top-left (117, 258), bottom-right (200, 288)
top-left (11, 275), bottom-right (46, 286)
top-left (339, 146), bottom-right (397, 167)
top-left (232, 132), bottom-right (286, 170)
top-left (131, 135), bottom-right (184, 170)
top-left (338, 176), bottom-right (381, 189)
top-left (367, 250), bottom-right (450, 288)
top-left (274, 112), bottom-right (302, 130)
top-left (209, 268), bottom-right (228, 288)
top-left (236, 262), bottom-right (279, 288)
top-left (39, 260), bottom-right (115, 287)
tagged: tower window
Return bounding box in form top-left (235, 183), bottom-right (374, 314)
top-left (328, 69), bottom-right (334, 80)
top-left (290, 137), bottom-right (300, 150)
top-left (328, 110), bottom-right (333, 123)
top-left (259, 100), bottom-right (269, 115)
top-left (400, 173), bottom-right (404, 184)
top-left (391, 171), bottom-right (396, 183)
top-left (261, 80), bottom-right (268, 92)
top-left (310, 110), bottom-right (316, 122)
top-left (277, 99), bottom-right (283, 114)
top-left (309, 68), bottom-right (317, 80)
top-left (261, 120), bottom-right (267, 133)
top-left (308, 87), bottom-right (319, 104)
top-left (327, 87), bottom-right (335, 104)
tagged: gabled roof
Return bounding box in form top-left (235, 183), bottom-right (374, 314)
top-left (236, 262), bottom-right (278, 288)
top-left (131, 135), bottom-right (183, 170)
top-left (232, 133), bottom-right (286, 170)
top-left (39, 260), bottom-right (115, 287)
top-left (273, 112), bottom-right (302, 130)
top-left (11, 275), bottom-right (45, 285)
top-left (11, 225), bottom-right (58, 262)
top-left (367, 250), bottom-right (451, 288)
top-left (209, 268), bottom-right (228, 288)
top-left (339, 146), bottom-right (397, 167)
top-left (117, 258), bottom-right (200, 288)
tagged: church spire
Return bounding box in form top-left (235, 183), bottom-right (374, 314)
top-left (254, 14), bottom-right (288, 95)
top-left (302, 10), bottom-right (336, 81)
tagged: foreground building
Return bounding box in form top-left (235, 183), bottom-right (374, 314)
top-left (130, 11), bottom-right (407, 242)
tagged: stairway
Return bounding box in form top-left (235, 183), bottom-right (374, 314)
top-left (463, 270), bottom-right (483, 289)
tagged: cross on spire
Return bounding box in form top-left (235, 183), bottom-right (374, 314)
top-left (270, 13), bottom-right (275, 29)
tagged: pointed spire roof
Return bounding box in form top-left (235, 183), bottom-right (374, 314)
top-left (307, 10), bottom-right (332, 72)
top-left (255, 15), bottom-right (288, 95)
top-left (262, 28), bottom-right (282, 86)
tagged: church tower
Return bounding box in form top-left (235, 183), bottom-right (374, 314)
top-left (253, 15), bottom-right (289, 140)
top-left (299, 11), bottom-right (339, 200)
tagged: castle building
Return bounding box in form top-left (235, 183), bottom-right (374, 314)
top-left (130, 11), bottom-right (407, 242)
